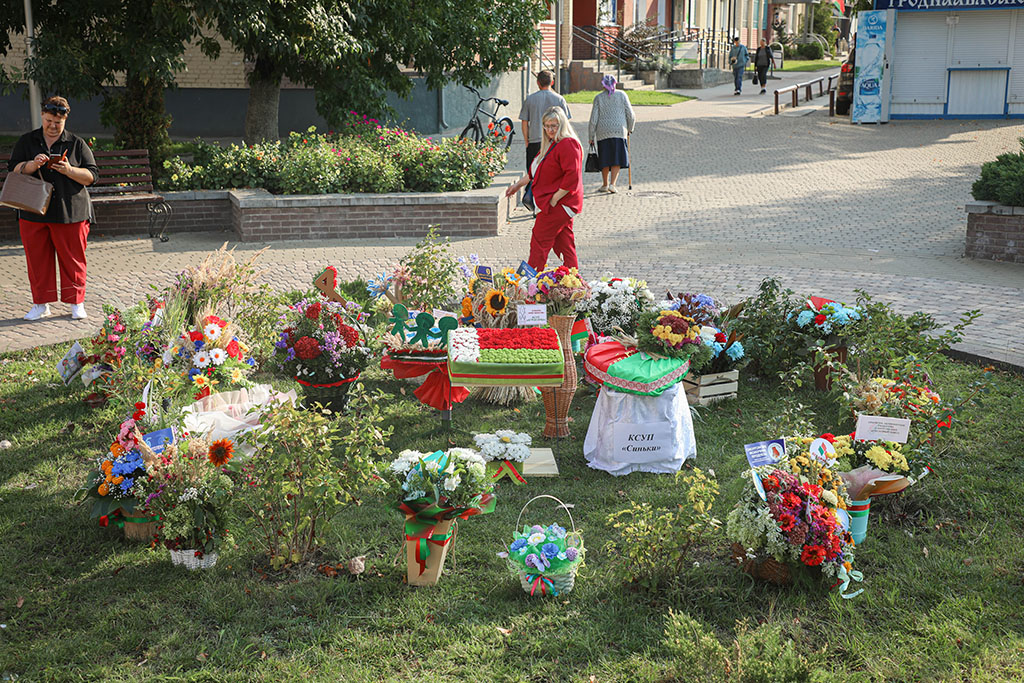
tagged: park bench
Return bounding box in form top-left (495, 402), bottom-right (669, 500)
top-left (0, 148), bottom-right (172, 242)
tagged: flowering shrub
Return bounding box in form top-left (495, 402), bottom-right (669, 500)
top-left (527, 266), bottom-right (591, 317)
top-left (576, 276), bottom-right (656, 336)
top-left (726, 462), bottom-right (856, 580)
top-left (160, 120), bottom-right (506, 194)
top-left (272, 298), bottom-right (370, 383)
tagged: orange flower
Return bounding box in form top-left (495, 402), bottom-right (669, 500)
top-left (208, 439), bottom-right (235, 467)
top-left (110, 443), bottom-right (125, 458)
top-left (101, 460), bottom-right (113, 473)
top-left (97, 483), bottom-right (109, 496)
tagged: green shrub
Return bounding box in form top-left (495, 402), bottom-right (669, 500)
top-left (731, 277), bottom-right (804, 377)
top-left (797, 42), bottom-right (824, 60)
top-left (972, 138), bottom-right (1024, 206)
top-left (159, 117), bottom-right (506, 194)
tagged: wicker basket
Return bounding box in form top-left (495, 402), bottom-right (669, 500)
top-left (509, 495), bottom-right (583, 596)
top-left (539, 315), bottom-right (578, 438)
top-left (168, 548), bottom-right (219, 570)
top-left (730, 543), bottom-right (791, 586)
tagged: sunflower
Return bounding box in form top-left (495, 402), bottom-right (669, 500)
top-left (484, 289), bottom-right (509, 316)
top-left (208, 438), bottom-right (235, 467)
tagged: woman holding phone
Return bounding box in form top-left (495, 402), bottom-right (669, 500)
top-left (7, 96), bottom-right (99, 320)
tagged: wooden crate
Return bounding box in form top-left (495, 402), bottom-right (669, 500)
top-left (682, 370), bottom-right (739, 406)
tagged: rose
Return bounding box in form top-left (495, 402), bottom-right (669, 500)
top-left (294, 336), bottom-right (322, 360)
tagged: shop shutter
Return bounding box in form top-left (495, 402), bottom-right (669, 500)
top-left (952, 10), bottom-right (1010, 67)
top-left (1008, 11), bottom-right (1024, 101)
top-left (891, 12), bottom-right (949, 104)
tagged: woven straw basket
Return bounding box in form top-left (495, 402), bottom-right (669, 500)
top-left (510, 495), bottom-right (583, 596)
top-left (730, 543), bottom-right (791, 586)
top-left (169, 548), bottom-right (219, 570)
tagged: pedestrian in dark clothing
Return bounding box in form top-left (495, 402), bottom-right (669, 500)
top-left (728, 37), bottom-right (750, 95)
top-left (753, 39), bottom-right (775, 94)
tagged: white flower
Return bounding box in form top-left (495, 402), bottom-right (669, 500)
top-left (193, 351), bottom-right (211, 368)
top-left (443, 474), bottom-right (462, 491)
top-left (209, 348), bottom-right (227, 365)
top-left (178, 487), bottom-right (198, 502)
top-left (204, 324), bottom-right (222, 341)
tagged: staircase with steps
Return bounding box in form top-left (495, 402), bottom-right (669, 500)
top-left (568, 59), bottom-right (655, 93)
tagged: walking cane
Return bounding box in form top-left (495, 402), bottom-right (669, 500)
top-left (627, 133), bottom-right (632, 190)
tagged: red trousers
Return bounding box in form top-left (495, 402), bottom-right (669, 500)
top-left (19, 219), bottom-right (89, 304)
top-left (528, 208), bottom-right (578, 271)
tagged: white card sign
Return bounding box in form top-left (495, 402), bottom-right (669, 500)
top-left (855, 414), bottom-right (911, 443)
top-left (517, 304), bottom-right (548, 327)
top-left (612, 422), bottom-right (675, 463)
top-left (809, 437), bottom-right (837, 465)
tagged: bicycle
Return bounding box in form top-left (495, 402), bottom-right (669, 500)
top-left (459, 85), bottom-right (515, 152)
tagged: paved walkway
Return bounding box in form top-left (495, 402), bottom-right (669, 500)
top-left (2, 72), bottom-right (1023, 367)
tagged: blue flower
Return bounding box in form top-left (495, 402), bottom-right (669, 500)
top-left (725, 341), bottom-right (745, 360)
top-left (710, 341), bottom-right (725, 358)
top-left (541, 542), bottom-right (560, 559)
top-left (366, 272), bottom-right (392, 298)
top-left (274, 340), bottom-right (288, 350)
top-left (188, 368), bottom-right (201, 380)
top-left (245, 357), bottom-right (256, 366)
top-left (796, 310), bottom-right (814, 328)
top-left (193, 340), bottom-right (204, 351)
top-left (818, 319), bottom-right (834, 335)
top-left (510, 538), bottom-right (527, 552)
top-left (694, 293), bottom-right (715, 309)
top-left (547, 523), bottom-right (567, 538)
top-left (120, 477), bottom-right (134, 492)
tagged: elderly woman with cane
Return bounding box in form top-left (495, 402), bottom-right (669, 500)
top-left (505, 107), bottom-right (583, 270)
top-left (588, 74), bottom-right (634, 194)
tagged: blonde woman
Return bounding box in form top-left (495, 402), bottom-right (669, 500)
top-left (505, 107), bottom-right (583, 270)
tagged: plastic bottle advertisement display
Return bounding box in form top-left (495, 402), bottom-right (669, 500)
top-left (852, 10), bottom-right (887, 124)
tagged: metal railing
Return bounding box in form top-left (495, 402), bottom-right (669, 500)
top-left (571, 25), bottom-right (647, 83)
top-left (773, 73), bottom-right (840, 115)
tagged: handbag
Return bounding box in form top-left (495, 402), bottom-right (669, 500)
top-left (585, 143), bottom-right (601, 173)
top-left (0, 169), bottom-right (53, 215)
top-left (752, 70), bottom-right (759, 84)
top-left (522, 181), bottom-right (535, 212)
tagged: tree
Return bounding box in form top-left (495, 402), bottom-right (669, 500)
top-left (19, 0), bottom-right (213, 175)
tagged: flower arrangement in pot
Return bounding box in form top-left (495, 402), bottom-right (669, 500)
top-left (272, 298), bottom-right (371, 412)
top-left (726, 455), bottom-right (861, 596)
top-left (499, 495), bottom-right (584, 597)
top-left (635, 309), bottom-right (713, 370)
top-left (576, 275), bottom-right (655, 336)
top-left (788, 296), bottom-right (863, 390)
top-left (385, 448), bottom-right (496, 585)
top-left (136, 433), bottom-right (235, 570)
top-left (474, 430), bottom-right (533, 484)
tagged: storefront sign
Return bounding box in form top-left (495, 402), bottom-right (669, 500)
top-left (612, 422), bottom-right (675, 463)
top-left (875, 0), bottom-right (1024, 9)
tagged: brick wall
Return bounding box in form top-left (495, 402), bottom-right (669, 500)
top-left (965, 202), bottom-right (1024, 264)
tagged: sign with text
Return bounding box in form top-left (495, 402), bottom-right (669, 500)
top-left (612, 422), bottom-right (675, 463)
top-left (57, 342), bottom-right (85, 385)
top-left (875, 0), bottom-right (1024, 10)
top-left (516, 261), bottom-right (538, 278)
top-left (744, 439), bottom-right (786, 468)
top-left (517, 304), bottom-right (548, 326)
top-left (474, 265), bottom-right (493, 283)
top-left (855, 414), bottom-right (911, 443)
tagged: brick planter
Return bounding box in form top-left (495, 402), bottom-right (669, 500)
top-left (0, 187), bottom-right (500, 243)
top-left (965, 201), bottom-right (1024, 264)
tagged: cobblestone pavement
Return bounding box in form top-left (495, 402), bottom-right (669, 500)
top-left (2, 72), bottom-right (1023, 366)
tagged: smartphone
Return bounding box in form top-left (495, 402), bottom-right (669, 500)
top-left (45, 150), bottom-right (67, 168)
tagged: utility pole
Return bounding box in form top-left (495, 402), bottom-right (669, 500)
top-left (23, 0), bottom-right (41, 129)
top-left (554, 0), bottom-right (562, 93)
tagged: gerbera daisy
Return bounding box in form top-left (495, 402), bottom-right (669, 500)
top-left (484, 289), bottom-right (508, 316)
top-left (230, 367), bottom-right (244, 382)
top-left (208, 438), bottom-right (235, 466)
top-left (193, 374), bottom-right (209, 388)
top-left (204, 323), bottom-right (222, 341)
top-left (209, 348), bottom-right (227, 365)
top-left (194, 351), bottom-right (211, 368)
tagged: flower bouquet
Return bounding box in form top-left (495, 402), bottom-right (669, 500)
top-left (660, 292), bottom-right (719, 327)
top-left (576, 276), bottom-right (655, 336)
top-left (136, 434), bottom-right (235, 569)
top-left (167, 314), bottom-right (256, 401)
top-left (726, 457), bottom-right (860, 595)
top-left (474, 430), bottom-right (532, 484)
top-left (500, 495), bottom-right (584, 597)
top-left (527, 266), bottom-right (590, 317)
top-left (386, 448), bottom-right (496, 585)
top-left (272, 298), bottom-right (370, 412)
top-left (635, 309), bottom-right (713, 369)
top-left (789, 296), bottom-right (862, 389)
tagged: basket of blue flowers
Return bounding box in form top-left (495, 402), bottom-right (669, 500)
top-left (501, 495), bottom-right (585, 597)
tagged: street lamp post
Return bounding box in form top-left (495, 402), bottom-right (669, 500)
top-left (23, 0), bottom-right (42, 129)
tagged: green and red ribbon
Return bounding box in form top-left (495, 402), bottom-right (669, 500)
top-left (525, 574), bottom-right (557, 596)
top-left (491, 460), bottom-right (527, 485)
top-left (294, 373), bottom-right (360, 388)
top-left (99, 509), bottom-right (160, 529)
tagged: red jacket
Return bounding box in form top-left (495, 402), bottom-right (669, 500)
top-left (529, 137), bottom-right (583, 216)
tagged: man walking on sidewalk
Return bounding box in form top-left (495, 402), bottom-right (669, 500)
top-left (729, 37), bottom-right (750, 95)
top-left (519, 70), bottom-right (571, 171)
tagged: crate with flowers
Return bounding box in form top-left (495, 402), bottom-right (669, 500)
top-left (385, 448), bottom-right (496, 585)
top-left (500, 496), bottom-right (584, 597)
top-left (575, 275), bottom-right (655, 337)
top-left (474, 430), bottom-right (532, 484)
top-left (726, 459), bottom-right (860, 595)
top-left (166, 314), bottom-right (257, 402)
top-left (272, 298), bottom-right (371, 411)
top-left (662, 294), bottom-right (747, 405)
top-left (135, 434), bottom-right (235, 570)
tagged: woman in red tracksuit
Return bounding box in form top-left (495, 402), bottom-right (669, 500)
top-left (506, 106), bottom-right (583, 271)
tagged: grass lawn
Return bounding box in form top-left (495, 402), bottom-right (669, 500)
top-left (776, 60), bottom-right (842, 72)
top-left (564, 90), bottom-right (694, 106)
top-left (1, 330), bottom-right (1022, 680)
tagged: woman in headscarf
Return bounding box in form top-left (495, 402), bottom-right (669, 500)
top-left (587, 74), bottom-right (635, 194)
top-left (505, 106), bottom-right (583, 270)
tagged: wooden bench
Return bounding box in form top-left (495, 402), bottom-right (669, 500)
top-left (0, 148), bottom-right (173, 241)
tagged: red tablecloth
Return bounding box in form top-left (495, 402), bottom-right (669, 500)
top-left (380, 355), bottom-right (469, 411)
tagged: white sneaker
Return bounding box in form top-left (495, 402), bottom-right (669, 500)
top-left (607, 185), bottom-right (617, 194)
top-left (70, 303), bottom-right (88, 320)
top-left (24, 304), bottom-right (51, 321)
top-left (597, 185), bottom-right (609, 193)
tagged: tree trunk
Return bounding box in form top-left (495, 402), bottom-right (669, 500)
top-left (101, 71), bottom-right (172, 181)
top-left (245, 55), bottom-right (282, 144)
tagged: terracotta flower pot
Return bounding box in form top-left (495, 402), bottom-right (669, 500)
top-left (540, 314), bottom-right (578, 438)
top-left (813, 345), bottom-right (847, 391)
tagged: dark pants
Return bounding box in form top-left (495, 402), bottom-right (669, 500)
top-left (526, 142), bottom-right (541, 171)
top-left (756, 66), bottom-right (769, 88)
top-left (733, 66), bottom-right (744, 92)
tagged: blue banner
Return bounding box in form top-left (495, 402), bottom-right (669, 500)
top-left (876, 0), bottom-right (1024, 9)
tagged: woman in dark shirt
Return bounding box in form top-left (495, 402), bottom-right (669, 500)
top-left (8, 96), bottom-right (98, 320)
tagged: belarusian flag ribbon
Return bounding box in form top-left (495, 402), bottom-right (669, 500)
top-left (491, 460), bottom-right (527, 484)
top-left (525, 574), bottom-right (557, 596)
top-left (405, 523), bottom-right (455, 576)
top-left (570, 318), bottom-right (591, 344)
